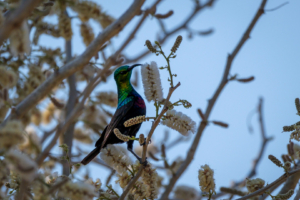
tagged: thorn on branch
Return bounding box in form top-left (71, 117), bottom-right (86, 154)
top-left (236, 76), bottom-right (255, 83)
top-left (49, 96), bottom-right (65, 109)
top-left (197, 108), bottom-right (206, 121)
top-left (212, 120), bottom-right (229, 128)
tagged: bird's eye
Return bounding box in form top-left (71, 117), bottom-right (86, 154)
top-left (120, 71), bottom-right (127, 75)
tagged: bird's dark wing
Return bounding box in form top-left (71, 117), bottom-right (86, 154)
top-left (100, 97), bottom-right (134, 148)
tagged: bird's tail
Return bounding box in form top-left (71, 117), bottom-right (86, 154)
top-left (81, 146), bottom-right (101, 165)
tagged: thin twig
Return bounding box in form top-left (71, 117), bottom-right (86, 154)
top-left (265, 2), bottom-right (289, 12)
top-left (105, 170), bottom-right (116, 186)
top-left (248, 98), bottom-right (272, 177)
top-left (40, 125), bottom-right (58, 144)
top-left (160, 0), bottom-right (267, 199)
top-left (126, 0), bottom-right (216, 63)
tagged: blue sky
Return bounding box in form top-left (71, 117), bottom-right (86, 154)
top-left (40, 0), bottom-right (300, 198)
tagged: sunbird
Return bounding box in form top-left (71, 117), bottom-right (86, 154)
top-left (81, 64), bottom-right (146, 165)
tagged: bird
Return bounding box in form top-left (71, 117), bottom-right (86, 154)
top-left (81, 64), bottom-right (146, 165)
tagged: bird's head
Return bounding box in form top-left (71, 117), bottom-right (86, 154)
top-left (114, 64), bottom-right (141, 83)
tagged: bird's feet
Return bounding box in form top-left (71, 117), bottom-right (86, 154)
top-left (139, 139), bottom-right (152, 146)
top-left (128, 148), bottom-right (148, 166)
top-left (138, 157), bottom-right (148, 166)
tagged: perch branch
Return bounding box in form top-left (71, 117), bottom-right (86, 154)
top-left (160, 0), bottom-right (267, 198)
top-left (237, 168), bottom-right (300, 200)
top-left (0, 0), bottom-right (145, 128)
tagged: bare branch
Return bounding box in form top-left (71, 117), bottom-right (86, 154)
top-left (62, 11), bottom-right (77, 175)
top-left (160, 0), bottom-right (268, 198)
top-left (277, 162), bottom-right (300, 196)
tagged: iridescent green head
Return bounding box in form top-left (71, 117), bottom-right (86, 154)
top-left (114, 64), bottom-right (141, 84)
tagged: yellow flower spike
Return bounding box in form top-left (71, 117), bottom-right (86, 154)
top-left (113, 128), bottom-right (130, 142)
top-left (124, 115), bottom-right (146, 127)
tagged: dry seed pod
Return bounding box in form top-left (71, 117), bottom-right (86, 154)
top-left (171, 35), bottom-right (182, 53)
top-left (268, 155), bottom-right (283, 167)
top-left (283, 125), bottom-right (295, 132)
top-left (58, 12), bottom-right (72, 40)
top-left (290, 130), bottom-right (300, 141)
top-left (98, 12), bottom-right (115, 29)
top-left (282, 154), bottom-right (291, 163)
top-left (288, 142), bottom-right (294, 156)
top-left (145, 40), bottom-right (157, 53)
top-left (80, 22), bottom-right (94, 47)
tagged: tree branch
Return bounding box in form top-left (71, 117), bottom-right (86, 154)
top-left (160, 0), bottom-right (267, 199)
top-left (62, 11), bottom-right (76, 175)
top-left (237, 168), bottom-right (300, 200)
top-left (277, 163), bottom-right (300, 196)
top-left (0, 0), bottom-right (145, 128)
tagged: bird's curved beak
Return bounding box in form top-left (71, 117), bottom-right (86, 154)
top-left (128, 64), bottom-right (142, 71)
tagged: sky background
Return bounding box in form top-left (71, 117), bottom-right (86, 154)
top-left (39, 0), bottom-right (300, 199)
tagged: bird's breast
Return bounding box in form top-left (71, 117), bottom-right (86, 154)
top-left (134, 97), bottom-right (146, 109)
